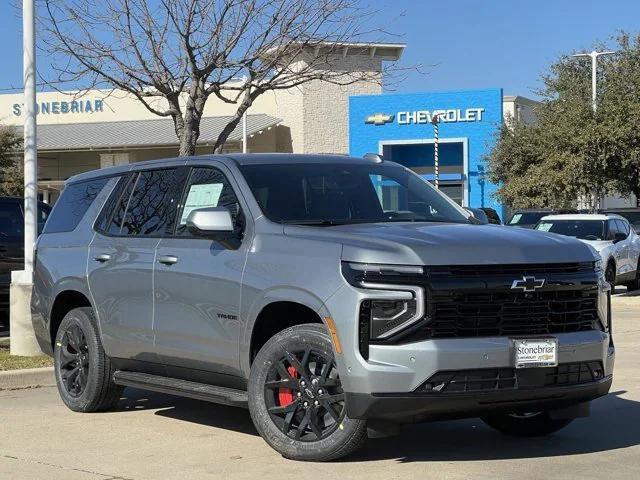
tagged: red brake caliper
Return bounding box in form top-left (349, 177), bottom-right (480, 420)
top-left (278, 366), bottom-right (298, 406)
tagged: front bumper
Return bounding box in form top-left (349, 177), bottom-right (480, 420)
top-left (324, 281), bottom-right (614, 421)
top-left (346, 375), bottom-right (612, 421)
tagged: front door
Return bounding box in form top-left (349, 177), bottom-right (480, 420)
top-left (88, 166), bottom-right (187, 361)
top-left (153, 164), bottom-right (250, 377)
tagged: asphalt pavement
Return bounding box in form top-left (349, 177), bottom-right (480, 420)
top-left (1, 304), bottom-right (639, 480)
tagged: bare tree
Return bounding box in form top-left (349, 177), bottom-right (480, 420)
top-left (40, 0), bottom-right (399, 155)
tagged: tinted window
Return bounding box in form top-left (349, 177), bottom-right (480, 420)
top-left (0, 200), bottom-right (23, 238)
top-left (535, 220), bottom-right (606, 240)
top-left (176, 167), bottom-right (244, 236)
top-left (607, 220), bottom-right (620, 240)
top-left (94, 175), bottom-right (131, 234)
top-left (38, 203), bottom-right (51, 235)
top-left (43, 178), bottom-right (109, 234)
top-left (615, 219), bottom-right (630, 237)
top-left (119, 168), bottom-right (187, 236)
top-left (240, 163), bottom-right (468, 225)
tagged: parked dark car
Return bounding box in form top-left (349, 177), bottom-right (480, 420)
top-left (600, 208), bottom-right (640, 234)
top-left (506, 208), bottom-right (578, 229)
top-left (0, 197), bottom-right (51, 333)
top-left (479, 207), bottom-right (501, 224)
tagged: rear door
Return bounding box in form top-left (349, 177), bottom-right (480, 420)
top-left (88, 166), bottom-right (187, 361)
top-left (153, 164), bottom-right (251, 377)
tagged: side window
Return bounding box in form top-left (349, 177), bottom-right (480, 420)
top-left (608, 220), bottom-right (620, 240)
top-left (176, 167), bottom-right (244, 236)
top-left (43, 178), bottom-right (109, 234)
top-left (120, 168), bottom-right (188, 236)
top-left (616, 219), bottom-right (630, 237)
top-left (0, 200), bottom-right (23, 238)
top-left (94, 174), bottom-right (133, 234)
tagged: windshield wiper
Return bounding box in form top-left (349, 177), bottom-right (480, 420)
top-left (282, 219), bottom-right (357, 226)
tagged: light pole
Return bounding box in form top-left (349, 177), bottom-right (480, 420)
top-left (11, 0), bottom-right (42, 355)
top-left (572, 50), bottom-right (615, 114)
top-left (572, 50), bottom-right (615, 211)
top-left (430, 113), bottom-right (441, 189)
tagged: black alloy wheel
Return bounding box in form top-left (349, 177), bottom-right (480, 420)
top-left (58, 323), bottom-right (90, 397)
top-left (264, 347), bottom-right (345, 442)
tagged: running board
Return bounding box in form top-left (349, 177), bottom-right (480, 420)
top-left (113, 371), bottom-right (248, 408)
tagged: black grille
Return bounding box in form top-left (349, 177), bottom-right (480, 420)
top-left (545, 361), bottom-right (604, 386)
top-left (417, 362), bottom-right (604, 394)
top-left (423, 290), bottom-right (598, 339)
top-left (428, 262), bottom-right (594, 277)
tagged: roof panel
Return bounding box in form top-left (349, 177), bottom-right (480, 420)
top-left (32, 114), bottom-right (281, 151)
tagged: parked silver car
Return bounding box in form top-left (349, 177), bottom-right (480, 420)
top-left (32, 154), bottom-right (614, 461)
top-left (535, 213), bottom-right (640, 289)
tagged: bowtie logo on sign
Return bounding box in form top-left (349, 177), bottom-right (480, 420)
top-left (364, 113), bottom-right (395, 126)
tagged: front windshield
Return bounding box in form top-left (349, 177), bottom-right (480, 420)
top-left (535, 219), bottom-right (606, 240)
top-left (239, 163), bottom-right (470, 225)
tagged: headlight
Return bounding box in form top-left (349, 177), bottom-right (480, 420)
top-left (342, 262), bottom-right (425, 341)
top-left (341, 261), bottom-right (424, 287)
top-left (369, 298), bottom-right (419, 339)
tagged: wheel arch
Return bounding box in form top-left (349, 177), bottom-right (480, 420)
top-left (49, 290), bottom-right (93, 348)
top-left (241, 288), bottom-right (333, 376)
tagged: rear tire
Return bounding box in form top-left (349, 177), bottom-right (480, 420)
top-left (53, 307), bottom-right (122, 412)
top-left (248, 324), bottom-right (367, 461)
top-left (481, 411), bottom-right (573, 437)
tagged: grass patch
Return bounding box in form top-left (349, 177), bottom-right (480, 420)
top-left (0, 341), bottom-right (53, 371)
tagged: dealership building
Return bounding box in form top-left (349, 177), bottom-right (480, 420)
top-left (0, 41), bottom-right (539, 215)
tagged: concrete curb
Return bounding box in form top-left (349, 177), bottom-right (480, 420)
top-left (0, 367), bottom-right (55, 390)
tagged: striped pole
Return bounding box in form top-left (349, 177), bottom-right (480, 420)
top-left (431, 114), bottom-right (440, 189)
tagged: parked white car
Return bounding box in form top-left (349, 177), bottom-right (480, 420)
top-left (535, 213), bottom-right (640, 288)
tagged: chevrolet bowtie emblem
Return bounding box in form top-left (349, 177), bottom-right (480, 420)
top-left (511, 276), bottom-right (545, 292)
top-left (365, 113), bottom-right (394, 126)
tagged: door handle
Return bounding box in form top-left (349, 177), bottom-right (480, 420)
top-left (94, 254), bottom-right (111, 263)
top-left (157, 255), bottom-right (178, 265)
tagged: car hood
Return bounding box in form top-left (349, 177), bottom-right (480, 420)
top-left (283, 222), bottom-right (598, 266)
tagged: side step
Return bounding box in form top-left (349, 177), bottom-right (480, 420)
top-left (113, 371), bottom-right (248, 408)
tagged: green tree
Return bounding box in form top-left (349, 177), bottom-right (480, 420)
top-left (487, 32), bottom-right (640, 209)
top-left (0, 125), bottom-right (23, 196)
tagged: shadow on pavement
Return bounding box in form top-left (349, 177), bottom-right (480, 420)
top-left (348, 390), bottom-right (640, 463)
top-left (116, 387), bottom-right (258, 436)
top-left (114, 388), bottom-right (640, 462)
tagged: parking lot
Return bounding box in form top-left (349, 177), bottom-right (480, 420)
top-left (1, 302), bottom-right (638, 480)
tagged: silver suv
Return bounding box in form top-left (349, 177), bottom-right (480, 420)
top-left (32, 154), bottom-right (614, 461)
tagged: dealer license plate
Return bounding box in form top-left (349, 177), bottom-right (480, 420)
top-left (513, 338), bottom-right (558, 368)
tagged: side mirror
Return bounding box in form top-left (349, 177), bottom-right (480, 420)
top-left (463, 207), bottom-right (488, 225)
top-left (613, 232), bottom-right (627, 244)
top-left (186, 207), bottom-right (235, 239)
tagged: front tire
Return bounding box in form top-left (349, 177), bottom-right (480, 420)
top-left (248, 324), bottom-right (367, 461)
top-left (605, 262), bottom-right (617, 287)
top-left (53, 307), bottom-right (122, 412)
top-left (481, 411), bottom-right (573, 437)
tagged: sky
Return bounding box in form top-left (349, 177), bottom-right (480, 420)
top-left (0, 0), bottom-right (639, 99)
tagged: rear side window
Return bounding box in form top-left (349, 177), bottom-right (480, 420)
top-left (108, 168), bottom-right (187, 236)
top-left (44, 178), bottom-right (109, 234)
top-left (0, 200), bottom-right (23, 238)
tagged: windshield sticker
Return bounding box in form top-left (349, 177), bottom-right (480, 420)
top-left (510, 214), bottom-right (522, 224)
top-left (537, 222), bottom-right (552, 232)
